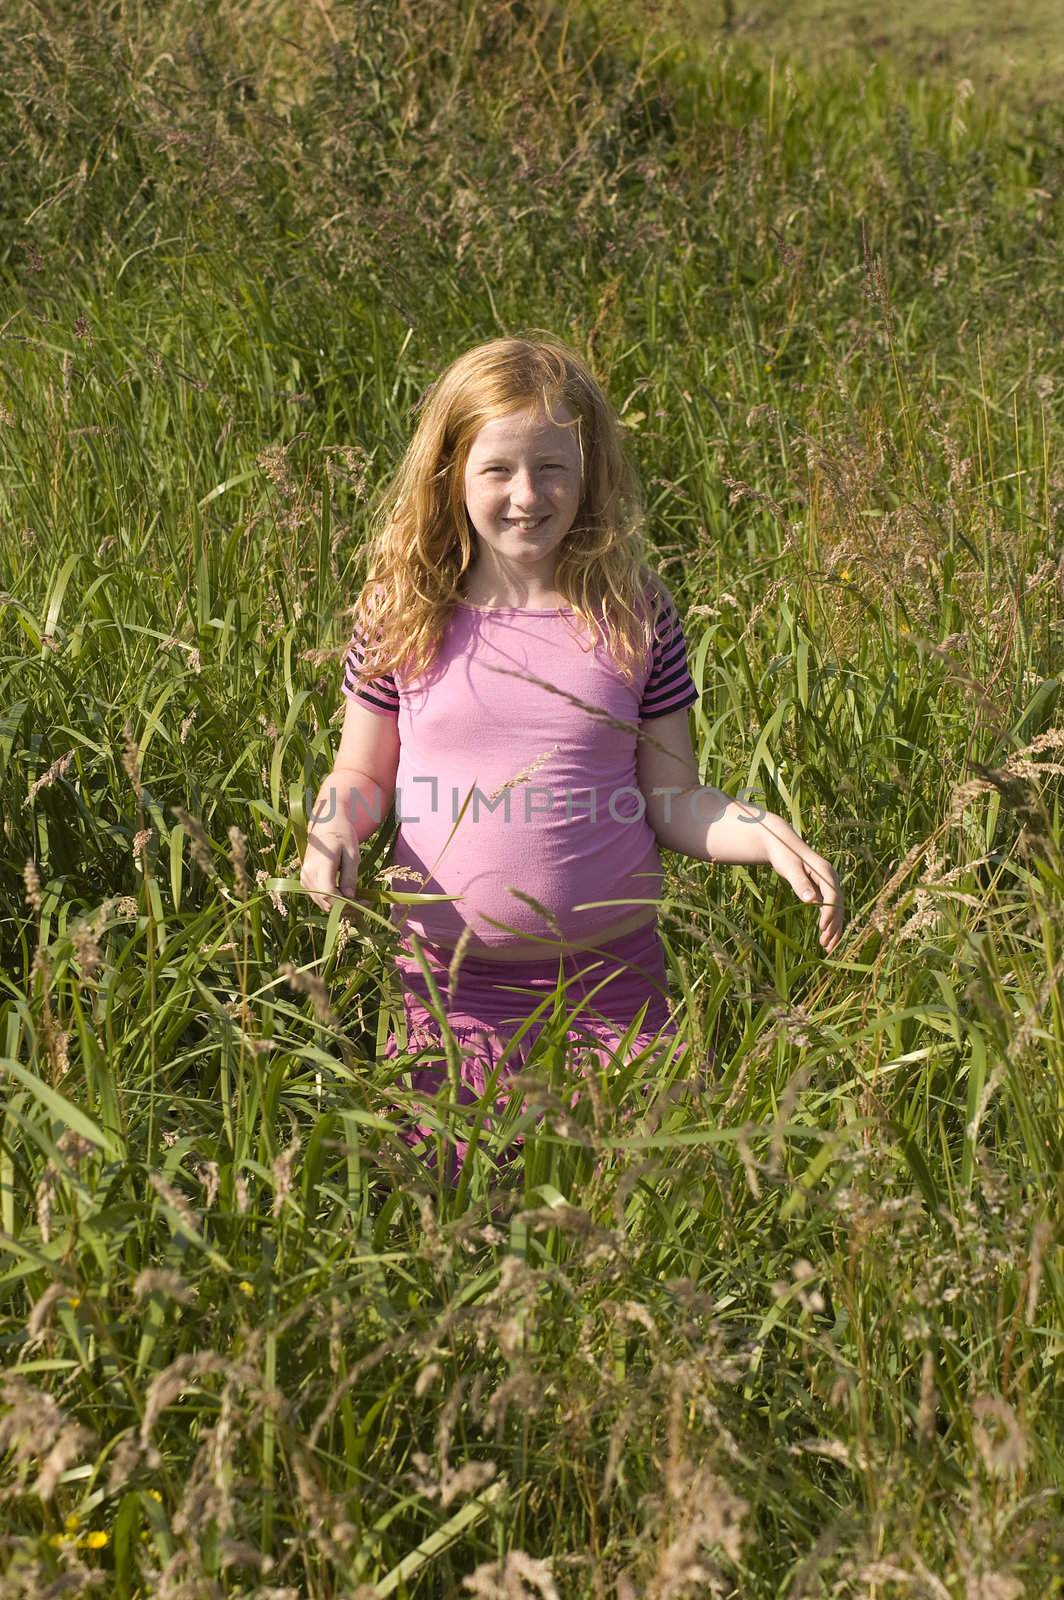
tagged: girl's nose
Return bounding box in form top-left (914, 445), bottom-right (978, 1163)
top-left (509, 468), bottom-right (538, 504)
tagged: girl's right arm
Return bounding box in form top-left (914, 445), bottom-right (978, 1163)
top-left (300, 698), bottom-right (401, 913)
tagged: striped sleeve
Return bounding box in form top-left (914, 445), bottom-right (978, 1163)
top-left (341, 621), bottom-right (400, 717)
top-left (639, 593), bottom-right (700, 720)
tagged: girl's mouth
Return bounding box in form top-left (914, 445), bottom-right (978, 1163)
top-left (504, 517), bottom-right (548, 530)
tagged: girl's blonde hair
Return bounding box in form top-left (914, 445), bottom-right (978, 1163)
top-left (347, 333), bottom-right (671, 687)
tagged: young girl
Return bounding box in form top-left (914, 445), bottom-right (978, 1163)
top-left (302, 335), bottom-right (844, 1172)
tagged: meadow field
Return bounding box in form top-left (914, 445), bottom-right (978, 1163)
top-left (1, 0), bottom-right (1063, 1594)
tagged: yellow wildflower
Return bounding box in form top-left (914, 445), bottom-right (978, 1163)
top-left (81, 1531), bottom-right (109, 1549)
top-left (238, 1280), bottom-right (254, 1296)
top-left (64, 1512), bottom-right (81, 1532)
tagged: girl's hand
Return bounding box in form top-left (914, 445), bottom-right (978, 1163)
top-left (300, 820), bottom-right (362, 916)
top-left (764, 825), bottom-right (845, 954)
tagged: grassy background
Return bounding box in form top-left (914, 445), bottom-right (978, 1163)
top-left (1, 0), bottom-right (1062, 1595)
top-left (687, 0), bottom-right (1064, 90)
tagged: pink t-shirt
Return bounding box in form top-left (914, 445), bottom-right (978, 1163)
top-left (341, 591), bottom-right (699, 952)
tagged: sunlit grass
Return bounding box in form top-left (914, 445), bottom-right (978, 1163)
top-left (1, 0), bottom-right (1062, 1594)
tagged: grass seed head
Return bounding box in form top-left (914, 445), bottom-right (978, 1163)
top-left (71, 917), bottom-right (103, 979)
top-left (0, 1378), bottom-right (97, 1502)
top-left (172, 806), bottom-right (216, 877)
top-left (23, 859), bottom-right (42, 912)
top-left (57, 1129), bottom-right (96, 1170)
top-left (917, 1347), bottom-right (938, 1442)
top-left (25, 1281), bottom-right (70, 1348)
top-left (148, 1172), bottom-right (200, 1235)
top-left (463, 1553), bottom-right (559, 1599)
top-left (134, 1269), bottom-right (197, 1306)
top-left (35, 1170), bottom-right (54, 1243)
top-left (191, 1158), bottom-right (220, 1208)
top-left (971, 1395), bottom-right (1028, 1478)
top-left (122, 719), bottom-right (143, 800)
top-left (25, 749), bottom-right (74, 806)
top-left (271, 1128), bottom-right (301, 1218)
top-left (228, 823), bottom-right (251, 898)
top-left (280, 960), bottom-right (337, 1027)
top-left (254, 866), bottom-right (287, 917)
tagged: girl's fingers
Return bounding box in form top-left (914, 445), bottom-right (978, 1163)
top-left (806, 858), bottom-right (844, 912)
top-left (774, 843), bottom-right (847, 951)
top-left (786, 862), bottom-right (820, 903)
top-left (791, 853), bottom-right (846, 949)
top-left (770, 834), bottom-right (838, 903)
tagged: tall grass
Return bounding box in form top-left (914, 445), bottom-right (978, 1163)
top-left (1, 0), bottom-right (1062, 1594)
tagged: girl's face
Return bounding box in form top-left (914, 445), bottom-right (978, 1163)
top-left (462, 401), bottom-right (583, 580)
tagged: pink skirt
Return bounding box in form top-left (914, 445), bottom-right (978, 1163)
top-left (381, 918), bottom-right (698, 1178)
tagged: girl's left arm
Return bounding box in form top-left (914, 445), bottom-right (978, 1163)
top-left (636, 708), bottom-right (846, 954)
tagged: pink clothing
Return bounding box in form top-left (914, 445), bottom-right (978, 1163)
top-left (383, 919), bottom-right (691, 1180)
top-left (342, 592), bottom-right (699, 954)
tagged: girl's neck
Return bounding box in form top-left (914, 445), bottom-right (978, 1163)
top-left (459, 573), bottom-right (566, 610)
top-left (458, 536), bottom-right (571, 609)
top-left (459, 589), bottom-right (567, 610)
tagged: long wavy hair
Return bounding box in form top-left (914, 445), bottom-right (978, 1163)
top-left (345, 333), bottom-right (671, 689)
